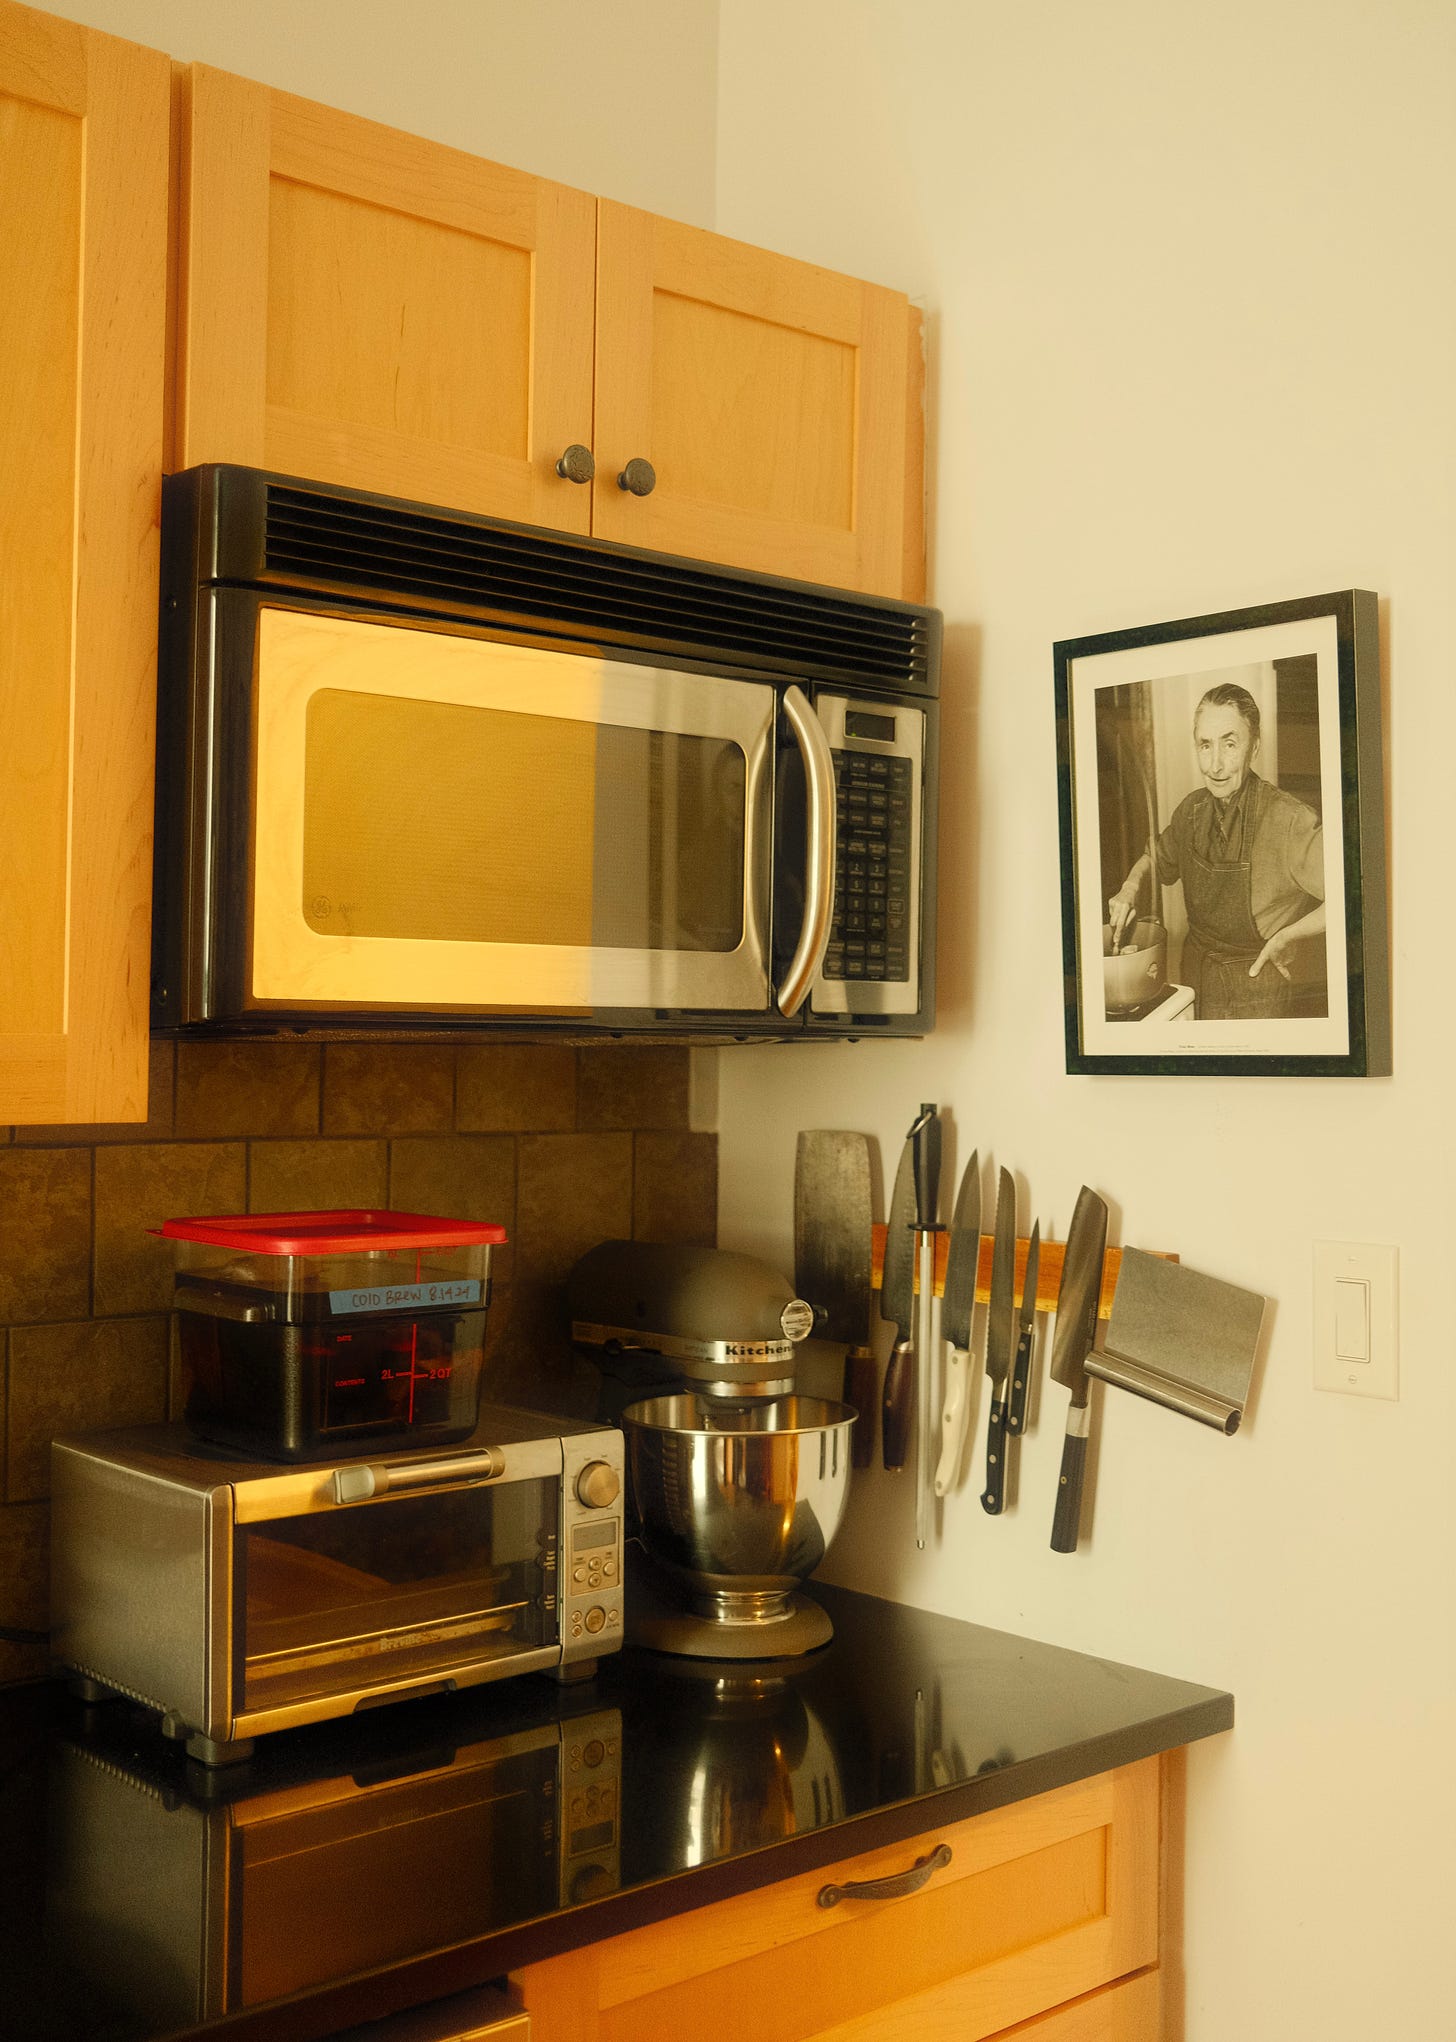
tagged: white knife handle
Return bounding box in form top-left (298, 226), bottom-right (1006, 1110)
top-left (934, 1344), bottom-right (972, 1497)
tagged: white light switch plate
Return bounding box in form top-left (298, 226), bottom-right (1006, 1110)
top-left (1313, 1241), bottom-right (1398, 1399)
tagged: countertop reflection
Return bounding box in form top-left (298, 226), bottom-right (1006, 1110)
top-left (0, 1583), bottom-right (1232, 2042)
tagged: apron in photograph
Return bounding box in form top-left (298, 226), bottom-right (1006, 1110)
top-left (1182, 839), bottom-right (1292, 1021)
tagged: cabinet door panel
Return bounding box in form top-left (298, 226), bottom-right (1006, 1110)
top-left (176, 69), bottom-right (596, 532)
top-left (0, 1), bottom-right (167, 1122)
top-left (593, 203), bottom-right (910, 597)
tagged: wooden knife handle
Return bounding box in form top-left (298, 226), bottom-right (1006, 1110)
top-left (882, 1336), bottom-right (914, 1470)
top-left (843, 1345), bottom-right (878, 1468)
top-left (1050, 1423), bottom-right (1089, 1553)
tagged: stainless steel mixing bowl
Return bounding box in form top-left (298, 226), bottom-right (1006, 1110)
top-left (622, 1394), bottom-right (855, 1630)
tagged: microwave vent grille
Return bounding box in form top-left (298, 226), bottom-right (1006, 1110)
top-left (261, 483), bottom-right (932, 690)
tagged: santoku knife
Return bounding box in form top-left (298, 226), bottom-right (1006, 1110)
top-left (933, 1151), bottom-right (980, 1498)
top-left (880, 1136), bottom-right (918, 1471)
top-left (1006, 1221), bottom-right (1040, 1439)
top-left (1049, 1186), bottom-right (1109, 1554)
top-left (981, 1168), bottom-right (1016, 1515)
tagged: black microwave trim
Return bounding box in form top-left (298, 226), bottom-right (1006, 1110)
top-left (154, 467), bottom-right (940, 1043)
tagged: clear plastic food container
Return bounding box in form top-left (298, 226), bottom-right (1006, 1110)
top-left (157, 1210), bottom-right (507, 1462)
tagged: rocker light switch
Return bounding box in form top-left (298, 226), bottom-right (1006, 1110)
top-left (1314, 1242), bottom-right (1397, 1399)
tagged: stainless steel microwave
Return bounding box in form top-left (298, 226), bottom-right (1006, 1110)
top-left (152, 467), bottom-right (940, 1038)
top-left (51, 1407), bottom-right (624, 1765)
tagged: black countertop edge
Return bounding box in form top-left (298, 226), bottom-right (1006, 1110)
top-left (166, 1675), bottom-right (1233, 2042)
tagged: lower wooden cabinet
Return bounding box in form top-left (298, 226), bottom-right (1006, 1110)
top-left (513, 1758), bottom-right (1162, 2042)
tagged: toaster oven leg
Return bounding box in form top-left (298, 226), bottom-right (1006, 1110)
top-left (553, 1659), bottom-right (599, 1685)
top-left (159, 1711), bottom-right (256, 1766)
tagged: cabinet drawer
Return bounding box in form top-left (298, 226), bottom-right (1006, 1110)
top-left (515, 1758), bottom-right (1159, 2042)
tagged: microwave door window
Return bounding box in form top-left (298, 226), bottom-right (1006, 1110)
top-left (251, 609), bottom-right (774, 1014)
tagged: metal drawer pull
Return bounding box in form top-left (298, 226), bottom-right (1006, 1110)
top-left (817, 1841), bottom-right (952, 1908)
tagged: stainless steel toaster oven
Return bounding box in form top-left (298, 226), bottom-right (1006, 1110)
top-left (50, 1408), bottom-right (624, 1763)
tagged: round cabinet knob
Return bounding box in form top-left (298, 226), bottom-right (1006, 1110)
top-left (616, 457), bottom-right (656, 497)
top-left (555, 443), bottom-right (596, 484)
top-left (576, 1460), bottom-right (621, 1509)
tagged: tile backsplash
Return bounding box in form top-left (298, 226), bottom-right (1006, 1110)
top-left (0, 1039), bottom-right (715, 1686)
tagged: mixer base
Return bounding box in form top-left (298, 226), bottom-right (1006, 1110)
top-left (626, 1564), bottom-right (833, 1660)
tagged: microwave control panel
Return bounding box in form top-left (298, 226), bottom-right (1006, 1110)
top-left (814, 694), bottom-right (924, 1017)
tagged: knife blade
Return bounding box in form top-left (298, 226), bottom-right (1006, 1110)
top-left (907, 1103), bottom-right (942, 1550)
top-left (1049, 1186), bottom-right (1109, 1554)
top-left (794, 1131), bottom-right (877, 1469)
top-left (879, 1135), bottom-right (917, 1471)
top-left (1006, 1221), bottom-right (1040, 1438)
top-left (933, 1151), bottom-right (979, 1498)
top-left (980, 1168), bottom-right (1017, 1515)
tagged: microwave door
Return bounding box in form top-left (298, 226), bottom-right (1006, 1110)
top-left (242, 603), bottom-right (776, 1017)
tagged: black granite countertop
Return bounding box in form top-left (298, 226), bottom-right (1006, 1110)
top-left (0, 1584), bottom-right (1231, 2042)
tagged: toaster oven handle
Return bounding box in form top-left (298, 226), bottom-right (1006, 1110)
top-left (777, 685), bottom-right (837, 1017)
top-left (332, 1448), bottom-right (505, 1504)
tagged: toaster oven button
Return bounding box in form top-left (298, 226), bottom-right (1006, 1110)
top-left (575, 1461), bottom-right (621, 1509)
top-left (573, 1564), bottom-right (588, 1582)
top-left (584, 1606), bottom-right (607, 1634)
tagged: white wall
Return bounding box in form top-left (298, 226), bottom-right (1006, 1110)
top-left (716, 4), bottom-right (1454, 2038)
top-left (47, 0), bottom-right (719, 223)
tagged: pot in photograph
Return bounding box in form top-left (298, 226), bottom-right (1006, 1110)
top-left (1103, 918), bottom-right (1167, 1011)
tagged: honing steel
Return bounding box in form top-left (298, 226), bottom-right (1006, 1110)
top-left (1049, 1185), bottom-right (1109, 1554)
top-left (908, 1103), bottom-right (943, 1550)
top-left (880, 1135), bottom-right (918, 1472)
top-left (794, 1130), bottom-right (877, 1468)
top-left (1006, 1221), bottom-right (1040, 1439)
top-left (933, 1151), bottom-right (980, 1498)
top-left (981, 1167), bottom-right (1016, 1515)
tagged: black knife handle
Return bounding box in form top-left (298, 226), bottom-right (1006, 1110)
top-left (909, 1103), bottom-right (941, 1231)
top-left (882, 1336), bottom-right (914, 1470)
top-left (1006, 1326), bottom-right (1034, 1436)
top-left (1050, 1424), bottom-right (1088, 1553)
top-left (844, 1345), bottom-right (878, 1469)
top-left (981, 1396), bottom-right (1007, 1514)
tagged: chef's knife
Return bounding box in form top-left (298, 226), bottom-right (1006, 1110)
top-left (794, 1130), bottom-right (877, 1469)
top-left (1006, 1221), bottom-right (1040, 1438)
top-left (908, 1103), bottom-right (942, 1550)
top-left (1049, 1186), bottom-right (1108, 1554)
top-left (933, 1151), bottom-right (979, 1498)
top-left (880, 1136), bottom-right (917, 1471)
top-left (980, 1168), bottom-right (1016, 1515)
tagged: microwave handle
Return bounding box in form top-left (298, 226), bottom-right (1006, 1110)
top-left (777, 686), bottom-right (838, 1017)
top-left (332, 1447), bottom-right (505, 1504)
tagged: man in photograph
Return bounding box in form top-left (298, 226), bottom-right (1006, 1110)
top-left (1106, 681), bottom-right (1325, 1020)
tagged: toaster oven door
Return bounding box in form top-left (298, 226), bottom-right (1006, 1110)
top-left (221, 597), bottom-right (776, 1017)
top-left (234, 1478), bottom-right (559, 1729)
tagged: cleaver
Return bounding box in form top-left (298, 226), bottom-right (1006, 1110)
top-left (794, 1131), bottom-right (878, 1468)
top-left (1049, 1185), bottom-right (1108, 1554)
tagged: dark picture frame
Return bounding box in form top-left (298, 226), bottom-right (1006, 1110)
top-left (1053, 590), bottom-right (1388, 1076)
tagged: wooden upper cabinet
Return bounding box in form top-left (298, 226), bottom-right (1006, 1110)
top-left (174, 68), bottom-right (598, 532)
top-left (593, 202), bottom-right (913, 596)
top-left (0, 1), bottom-right (168, 1124)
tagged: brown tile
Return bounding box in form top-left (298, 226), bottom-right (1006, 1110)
top-left (248, 1139), bottom-right (387, 1216)
top-left (388, 1136), bottom-right (516, 1286)
top-left (7, 1319), bottom-right (169, 1503)
top-left (324, 1045), bottom-right (455, 1136)
top-left (0, 1502), bottom-right (50, 1686)
top-left (175, 1040), bottom-right (321, 1139)
top-left (0, 1149), bottom-right (92, 1324)
top-left (632, 1132), bottom-right (718, 1247)
top-left (456, 1046), bottom-right (576, 1133)
top-left (481, 1282), bottom-right (600, 1421)
top-left (576, 1046), bottom-right (690, 1131)
top-left (516, 1133), bottom-right (632, 1285)
top-left (93, 1143), bottom-right (247, 1316)
top-left (13, 1039), bottom-right (176, 1145)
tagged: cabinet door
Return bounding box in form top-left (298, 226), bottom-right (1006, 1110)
top-left (0, 1), bottom-right (167, 1123)
top-left (593, 203), bottom-right (912, 598)
top-left (175, 68), bottom-right (597, 532)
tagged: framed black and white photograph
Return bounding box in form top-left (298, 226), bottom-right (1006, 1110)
top-left (1054, 590), bottom-right (1388, 1076)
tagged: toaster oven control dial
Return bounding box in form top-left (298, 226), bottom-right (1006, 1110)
top-left (575, 1460), bottom-right (621, 1509)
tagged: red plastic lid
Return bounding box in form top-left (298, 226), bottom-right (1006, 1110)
top-left (153, 1210), bottom-right (508, 1254)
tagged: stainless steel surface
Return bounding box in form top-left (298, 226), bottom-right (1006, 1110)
top-left (1049, 1188), bottom-right (1108, 1406)
top-left (794, 1128), bottom-right (877, 1469)
top-left (623, 1394), bottom-right (854, 1627)
top-left (908, 1103), bottom-right (941, 1550)
top-left (777, 684), bottom-right (838, 1016)
top-left (809, 692), bottom-right (926, 1017)
top-left (934, 1150), bottom-right (979, 1499)
top-left (554, 443), bottom-right (595, 483)
top-left (569, 1239), bottom-right (811, 1397)
top-left (331, 1447), bottom-right (506, 1504)
top-left (1088, 1246), bottom-right (1265, 1432)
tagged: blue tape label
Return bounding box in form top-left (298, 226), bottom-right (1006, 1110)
top-left (327, 1278), bottom-right (482, 1315)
